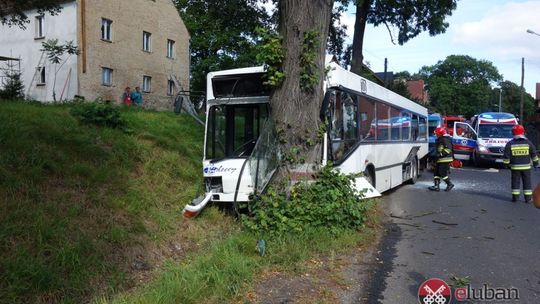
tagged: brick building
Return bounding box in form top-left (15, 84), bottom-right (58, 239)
top-left (0, 0), bottom-right (190, 110)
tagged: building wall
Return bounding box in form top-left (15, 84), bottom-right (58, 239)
top-left (0, 2), bottom-right (79, 101)
top-left (77, 0), bottom-right (190, 110)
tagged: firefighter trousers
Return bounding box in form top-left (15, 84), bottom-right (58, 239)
top-left (434, 162), bottom-right (451, 182)
top-left (511, 169), bottom-right (532, 199)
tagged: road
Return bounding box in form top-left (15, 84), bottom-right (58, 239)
top-left (364, 165), bottom-right (540, 303)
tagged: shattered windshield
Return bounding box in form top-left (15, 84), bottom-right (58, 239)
top-left (205, 103), bottom-right (269, 160)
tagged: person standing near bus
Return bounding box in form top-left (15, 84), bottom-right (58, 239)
top-left (502, 125), bottom-right (539, 203)
top-left (429, 127), bottom-right (455, 192)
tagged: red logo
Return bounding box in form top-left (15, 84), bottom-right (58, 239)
top-left (418, 278), bottom-right (452, 304)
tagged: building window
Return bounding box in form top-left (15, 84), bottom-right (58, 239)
top-left (167, 39), bottom-right (175, 58)
top-left (37, 67), bottom-right (46, 85)
top-left (143, 76), bottom-right (151, 92)
top-left (101, 18), bottom-right (112, 41)
top-left (143, 31), bottom-right (152, 52)
top-left (102, 67), bottom-right (113, 86)
top-left (35, 15), bottom-right (45, 38)
top-left (167, 80), bottom-right (175, 96)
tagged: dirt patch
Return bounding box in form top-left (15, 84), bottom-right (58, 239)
top-left (248, 223), bottom-right (385, 303)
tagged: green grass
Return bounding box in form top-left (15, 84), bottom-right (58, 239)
top-left (105, 225), bottom-right (375, 304)
top-left (0, 100), bottom-right (206, 303)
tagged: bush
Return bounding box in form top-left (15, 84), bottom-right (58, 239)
top-left (0, 70), bottom-right (24, 100)
top-left (242, 165), bottom-right (372, 235)
top-left (70, 100), bottom-right (126, 129)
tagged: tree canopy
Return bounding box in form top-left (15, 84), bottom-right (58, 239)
top-left (0, 0), bottom-right (62, 29)
top-left (175, 0), bottom-right (272, 93)
top-left (493, 81), bottom-right (535, 119)
top-left (348, 0), bottom-right (458, 74)
top-left (418, 55), bottom-right (502, 117)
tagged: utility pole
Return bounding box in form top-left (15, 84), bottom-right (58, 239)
top-left (383, 58), bottom-right (388, 88)
top-left (499, 87), bottom-right (502, 112)
top-left (520, 57), bottom-right (524, 121)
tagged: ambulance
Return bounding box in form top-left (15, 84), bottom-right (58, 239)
top-left (452, 112), bottom-right (518, 166)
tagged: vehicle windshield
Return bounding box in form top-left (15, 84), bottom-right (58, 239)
top-left (478, 124), bottom-right (514, 139)
top-left (205, 103), bottom-right (269, 160)
top-left (428, 118), bottom-right (440, 136)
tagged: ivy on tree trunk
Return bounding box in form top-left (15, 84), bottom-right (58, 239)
top-left (270, 0), bottom-right (333, 178)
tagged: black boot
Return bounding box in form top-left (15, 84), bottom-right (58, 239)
top-left (512, 195), bottom-right (519, 203)
top-left (428, 180), bottom-right (440, 191)
top-left (444, 179), bottom-right (455, 192)
top-left (525, 195), bottom-right (532, 203)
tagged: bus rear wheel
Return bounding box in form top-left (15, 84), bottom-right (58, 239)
top-left (408, 158), bottom-right (418, 184)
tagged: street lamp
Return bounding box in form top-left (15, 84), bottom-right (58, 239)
top-left (527, 29), bottom-right (540, 37)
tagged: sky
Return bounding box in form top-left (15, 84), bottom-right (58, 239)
top-left (340, 0), bottom-right (540, 96)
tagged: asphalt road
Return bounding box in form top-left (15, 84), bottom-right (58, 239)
top-left (365, 165), bottom-right (540, 304)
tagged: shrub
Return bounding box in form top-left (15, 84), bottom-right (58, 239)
top-left (0, 69), bottom-right (24, 100)
top-left (70, 100), bottom-right (126, 129)
top-left (242, 165), bottom-right (372, 235)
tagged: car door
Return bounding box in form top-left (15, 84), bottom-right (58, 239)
top-left (452, 122), bottom-right (477, 161)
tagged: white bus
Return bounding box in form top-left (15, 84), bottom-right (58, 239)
top-left (183, 59), bottom-right (429, 217)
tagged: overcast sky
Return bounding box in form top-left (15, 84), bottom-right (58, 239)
top-left (342, 0), bottom-right (540, 96)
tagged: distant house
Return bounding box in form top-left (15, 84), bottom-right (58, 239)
top-left (406, 79), bottom-right (429, 105)
top-left (0, 0), bottom-right (190, 109)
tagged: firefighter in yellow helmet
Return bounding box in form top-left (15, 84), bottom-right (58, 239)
top-left (429, 127), bottom-right (454, 191)
top-left (502, 124), bottom-right (539, 203)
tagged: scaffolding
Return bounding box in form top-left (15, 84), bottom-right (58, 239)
top-left (0, 55), bottom-right (21, 90)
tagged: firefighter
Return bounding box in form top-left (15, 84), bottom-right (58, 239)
top-left (429, 127), bottom-right (455, 192)
top-left (502, 124), bottom-right (539, 203)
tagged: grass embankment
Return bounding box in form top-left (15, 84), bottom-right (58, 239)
top-left (0, 100), bottom-right (379, 304)
top-left (0, 101), bottom-right (210, 303)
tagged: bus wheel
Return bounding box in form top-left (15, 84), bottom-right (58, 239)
top-left (364, 167), bottom-right (375, 188)
top-left (407, 157), bottom-right (418, 184)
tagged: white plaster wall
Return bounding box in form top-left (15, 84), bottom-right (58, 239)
top-left (0, 1), bottom-right (79, 102)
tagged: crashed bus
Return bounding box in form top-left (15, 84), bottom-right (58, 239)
top-left (183, 59), bottom-right (429, 217)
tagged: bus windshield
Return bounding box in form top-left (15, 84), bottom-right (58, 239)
top-left (205, 103), bottom-right (268, 160)
top-left (478, 124), bottom-right (514, 139)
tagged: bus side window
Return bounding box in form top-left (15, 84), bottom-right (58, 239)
top-left (359, 96), bottom-right (375, 141)
top-left (376, 103), bottom-right (390, 141)
top-left (401, 111), bottom-right (411, 141)
top-left (418, 116), bottom-right (427, 140)
top-left (411, 114), bottom-right (419, 141)
top-left (390, 107), bottom-right (401, 140)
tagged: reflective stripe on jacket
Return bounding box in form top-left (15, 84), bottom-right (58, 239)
top-left (503, 136), bottom-right (539, 170)
top-left (436, 135), bottom-right (453, 163)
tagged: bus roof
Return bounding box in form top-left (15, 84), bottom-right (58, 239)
top-left (206, 60), bottom-right (428, 117)
top-left (325, 62), bottom-right (428, 117)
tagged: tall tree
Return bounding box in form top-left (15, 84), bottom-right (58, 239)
top-left (418, 55), bottom-right (502, 117)
top-left (493, 81), bottom-right (535, 119)
top-left (349, 0), bottom-right (458, 74)
top-left (175, 0), bottom-right (271, 93)
top-left (270, 0), bottom-right (334, 171)
top-left (0, 0), bottom-right (62, 29)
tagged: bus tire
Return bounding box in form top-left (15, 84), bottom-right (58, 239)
top-left (407, 157), bottom-right (418, 184)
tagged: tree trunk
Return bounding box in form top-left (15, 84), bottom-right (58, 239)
top-left (271, 0), bottom-right (333, 177)
top-left (350, 0), bottom-right (370, 75)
